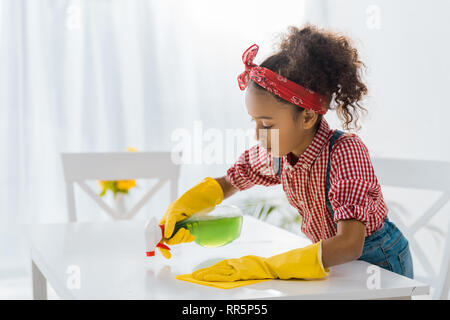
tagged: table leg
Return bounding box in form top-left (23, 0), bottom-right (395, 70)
top-left (32, 260), bottom-right (47, 300)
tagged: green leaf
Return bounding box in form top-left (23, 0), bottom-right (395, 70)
top-left (264, 206), bottom-right (276, 220)
top-left (257, 205), bottom-right (265, 220)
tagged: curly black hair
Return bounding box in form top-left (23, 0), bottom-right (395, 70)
top-left (248, 24), bottom-right (368, 131)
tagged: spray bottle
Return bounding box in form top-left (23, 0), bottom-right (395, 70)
top-left (144, 204), bottom-right (243, 257)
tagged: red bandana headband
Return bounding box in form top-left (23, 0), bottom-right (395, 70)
top-left (237, 44), bottom-right (328, 115)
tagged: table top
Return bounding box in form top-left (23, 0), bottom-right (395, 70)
top-left (24, 215), bottom-right (429, 299)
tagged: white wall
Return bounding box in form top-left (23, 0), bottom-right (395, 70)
top-left (306, 0), bottom-right (450, 161)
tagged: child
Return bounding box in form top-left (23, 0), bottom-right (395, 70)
top-left (159, 24), bottom-right (414, 281)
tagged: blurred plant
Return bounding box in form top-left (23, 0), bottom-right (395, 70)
top-left (234, 193), bottom-right (302, 235)
top-left (98, 146), bottom-right (138, 198)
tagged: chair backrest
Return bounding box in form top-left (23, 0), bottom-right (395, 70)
top-left (372, 158), bottom-right (450, 300)
top-left (60, 151), bottom-right (182, 222)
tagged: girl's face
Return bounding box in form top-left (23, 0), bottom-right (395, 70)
top-left (245, 85), bottom-right (319, 158)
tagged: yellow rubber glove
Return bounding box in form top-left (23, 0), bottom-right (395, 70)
top-left (158, 177), bottom-right (224, 259)
top-left (191, 240), bottom-right (329, 281)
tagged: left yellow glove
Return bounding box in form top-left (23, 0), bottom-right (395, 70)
top-left (158, 177), bottom-right (224, 259)
top-left (192, 240), bottom-right (329, 282)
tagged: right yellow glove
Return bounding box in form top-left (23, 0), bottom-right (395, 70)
top-left (158, 177), bottom-right (224, 259)
top-left (190, 240), bottom-right (329, 282)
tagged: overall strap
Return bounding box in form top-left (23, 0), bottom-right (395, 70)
top-left (276, 157), bottom-right (282, 179)
top-left (326, 130), bottom-right (345, 224)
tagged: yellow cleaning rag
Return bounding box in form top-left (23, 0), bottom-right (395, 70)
top-left (175, 273), bottom-right (270, 289)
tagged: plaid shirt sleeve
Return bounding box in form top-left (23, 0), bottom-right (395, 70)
top-left (226, 144), bottom-right (281, 191)
top-left (328, 135), bottom-right (385, 228)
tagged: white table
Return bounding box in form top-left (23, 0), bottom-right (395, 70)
top-left (25, 215), bottom-right (429, 300)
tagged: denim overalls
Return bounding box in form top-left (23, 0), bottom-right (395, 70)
top-left (276, 130), bottom-right (414, 279)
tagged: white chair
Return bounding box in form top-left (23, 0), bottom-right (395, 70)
top-left (372, 158), bottom-right (450, 300)
top-left (60, 151), bottom-right (182, 222)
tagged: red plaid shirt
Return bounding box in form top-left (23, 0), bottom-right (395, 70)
top-left (226, 117), bottom-right (388, 243)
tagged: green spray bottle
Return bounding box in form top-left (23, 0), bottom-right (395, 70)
top-left (145, 205), bottom-right (243, 257)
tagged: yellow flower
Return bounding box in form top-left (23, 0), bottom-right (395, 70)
top-left (116, 179), bottom-right (136, 190)
top-left (98, 147), bottom-right (138, 196)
